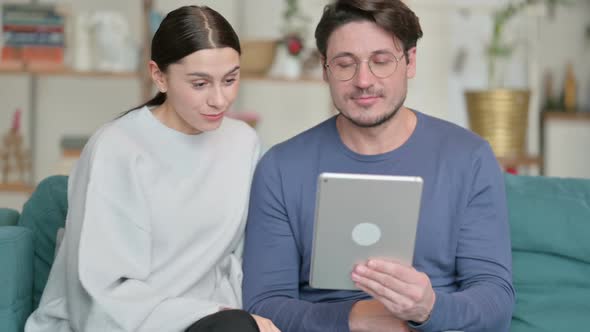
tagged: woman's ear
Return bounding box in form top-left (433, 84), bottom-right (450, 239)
top-left (149, 61), bottom-right (168, 93)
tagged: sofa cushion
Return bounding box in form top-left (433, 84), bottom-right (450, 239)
top-left (0, 209), bottom-right (20, 227)
top-left (0, 226), bottom-right (34, 332)
top-left (18, 175), bottom-right (68, 310)
top-left (505, 174), bottom-right (590, 332)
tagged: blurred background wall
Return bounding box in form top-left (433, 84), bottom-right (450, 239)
top-left (1, 0), bottom-right (589, 210)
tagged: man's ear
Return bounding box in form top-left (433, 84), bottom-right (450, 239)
top-left (149, 61), bottom-right (168, 93)
top-left (321, 56), bottom-right (328, 82)
top-left (405, 47), bottom-right (417, 79)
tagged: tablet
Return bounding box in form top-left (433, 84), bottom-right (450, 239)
top-left (309, 172), bottom-right (423, 290)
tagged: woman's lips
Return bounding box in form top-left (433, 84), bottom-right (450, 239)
top-left (202, 112), bottom-right (225, 121)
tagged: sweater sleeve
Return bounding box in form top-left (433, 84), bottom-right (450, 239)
top-left (242, 150), bottom-right (357, 332)
top-left (409, 143), bottom-right (516, 332)
top-left (70, 133), bottom-right (222, 331)
top-left (234, 137), bottom-right (262, 261)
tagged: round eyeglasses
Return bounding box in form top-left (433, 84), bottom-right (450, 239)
top-left (325, 52), bottom-right (405, 81)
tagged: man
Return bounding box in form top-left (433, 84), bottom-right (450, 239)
top-left (242, 1), bottom-right (515, 331)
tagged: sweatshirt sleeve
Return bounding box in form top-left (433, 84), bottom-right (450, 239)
top-left (234, 136), bottom-right (262, 261)
top-left (242, 150), bottom-right (357, 332)
top-left (409, 143), bottom-right (515, 332)
top-left (70, 132), bottom-right (222, 331)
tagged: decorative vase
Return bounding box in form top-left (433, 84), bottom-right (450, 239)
top-left (465, 89), bottom-right (530, 158)
top-left (283, 55), bottom-right (302, 79)
top-left (269, 45), bottom-right (302, 80)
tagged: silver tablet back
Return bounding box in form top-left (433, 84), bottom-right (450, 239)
top-left (310, 172), bottom-right (423, 290)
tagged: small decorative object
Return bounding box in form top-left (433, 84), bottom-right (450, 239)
top-left (284, 34), bottom-right (304, 57)
top-left (72, 15), bottom-right (90, 70)
top-left (55, 135), bottom-right (89, 175)
top-left (71, 12), bottom-right (92, 71)
top-left (269, 0), bottom-right (310, 79)
top-left (563, 62), bottom-right (577, 112)
top-left (1, 109), bottom-right (32, 185)
top-left (88, 11), bottom-right (139, 72)
top-left (541, 70), bottom-right (559, 110)
top-left (281, 34), bottom-right (305, 79)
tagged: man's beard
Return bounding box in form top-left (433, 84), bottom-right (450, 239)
top-left (336, 89), bottom-right (406, 128)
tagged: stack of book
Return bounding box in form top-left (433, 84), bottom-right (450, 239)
top-left (1, 3), bottom-right (65, 67)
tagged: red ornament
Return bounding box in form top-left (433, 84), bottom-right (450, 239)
top-left (286, 36), bottom-right (303, 56)
top-left (505, 167), bottom-right (518, 175)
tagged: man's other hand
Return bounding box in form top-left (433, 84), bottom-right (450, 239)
top-left (352, 258), bottom-right (435, 324)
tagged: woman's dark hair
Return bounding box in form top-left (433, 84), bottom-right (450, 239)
top-left (123, 5), bottom-right (241, 116)
top-left (315, 0), bottom-right (422, 62)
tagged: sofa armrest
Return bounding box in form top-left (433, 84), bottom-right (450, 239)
top-left (0, 226), bottom-right (34, 332)
top-left (0, 209), bottom-right (20, 227)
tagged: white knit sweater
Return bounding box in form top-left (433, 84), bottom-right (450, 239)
top-left (25, 107), bottom-right (260, 332)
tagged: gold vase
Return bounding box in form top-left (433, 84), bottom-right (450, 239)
top-left (465, 89), bottom-right (530, 158)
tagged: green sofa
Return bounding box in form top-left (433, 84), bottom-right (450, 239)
top-left (0, 175), bottom-right (67, 332)
top-left (1, 174), bottom-right (589, 331)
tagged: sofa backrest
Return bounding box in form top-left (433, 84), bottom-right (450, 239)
top-left (18, 175), bottom-right (68, 310)
top-left (505, 174), bottom-right (590, 332)
top-left (0, 207), bottom-right (33, 332)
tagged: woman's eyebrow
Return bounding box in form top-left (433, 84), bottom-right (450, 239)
top-left (187, 65), bottom-right (240, 78)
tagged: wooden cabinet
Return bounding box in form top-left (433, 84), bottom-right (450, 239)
top-left (541, 111), bottom-right (590, 178)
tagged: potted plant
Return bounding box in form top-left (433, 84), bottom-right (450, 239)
top-left (269, 0), bottom-right (310, 79)
top-left (465, 0), bottom-right (567, 158)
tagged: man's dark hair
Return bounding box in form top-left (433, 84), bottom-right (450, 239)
top-left (315, 0), bottom-right (423, 60)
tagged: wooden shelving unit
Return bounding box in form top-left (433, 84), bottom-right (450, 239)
top-left (0, 183), bottom-right (35, 194)
top-left (0, 67), bottom-right (146, 185)
top-left (0, 66), bottom-right (140, 78)
top-left (542, 110), bottom-right (590, 122)
top-left (0, 1), bottom-right (154, 191)
top-left (497, 155), bottom-right (542, 170)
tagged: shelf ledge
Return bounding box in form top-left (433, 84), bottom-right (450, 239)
top-left (0, 64), bottom-right (139, 78)
top-left (0, 183), bottom-right (35, 194)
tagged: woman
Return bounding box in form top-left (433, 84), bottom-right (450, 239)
top-left (25, 5), bottom-right (279, 332)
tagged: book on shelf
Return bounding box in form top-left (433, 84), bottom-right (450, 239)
top-left (1, 3), bottom-right (65, 65)
top-left (1, 3), bottom-right (65, 25)
top-left (1, 46), bottom-right (64, 64)
top-left (3, 30), bottom-right (65, 47)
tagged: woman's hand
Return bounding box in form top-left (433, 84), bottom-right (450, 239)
top-left (252, 314), bottom-right (281, 332)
